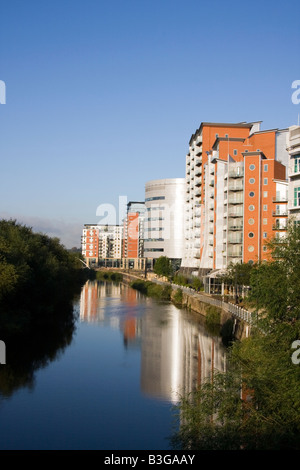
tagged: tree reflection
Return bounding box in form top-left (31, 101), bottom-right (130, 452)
top-left (0, 298), bottom-right (78, 398)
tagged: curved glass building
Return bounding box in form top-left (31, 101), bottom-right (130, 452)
top-left (144, 178), bottom-right (185, 269)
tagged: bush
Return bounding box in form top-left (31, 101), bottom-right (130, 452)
top-left (173, 288), bottom-right (183, 305)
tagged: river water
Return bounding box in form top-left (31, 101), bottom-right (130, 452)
top-left (0, 280), bottom-right (227, 450)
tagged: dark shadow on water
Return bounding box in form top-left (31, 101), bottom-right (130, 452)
top-left (0, 294), bottom-right (80, 399)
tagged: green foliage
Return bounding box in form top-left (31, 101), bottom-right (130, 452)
top-left (95, 271), bottom-right (123, 282)
top-left (153, 256), bottom-right (173, 279)
top-left (173, 274), bottom-right (203, 291)
top-left (0, 219), bottom-right (87, 337)
top-left (219, 261), bottom-right (254, 287)
top-left (191, 276), bottom-right (204, 291)
top-left (171, 322), bottom-right (300, 450)
top-left (130, 279), bottom-right (172, 300)
top-left (171, 224), bottom-right (300, 450)
top-left (249, 223), bottom-right (300, 326)
top-left (173, 273), bottom-right (189, 286)
top-left (173, 288), bottom-right (183, 305)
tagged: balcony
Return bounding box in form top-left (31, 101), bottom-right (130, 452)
top-left (272, 210), bottom-right (288, 217)
top-left (228, 223), bottom-right (243, 231)
top-left (195, 156), bottom-right (202, 166)
top-left (228, 196), bottom-right (243, 204)
top-left (229, 167), bottom-right (244, 178)
top-left (195, 167), bottom-right (202, 176)
top-left (272, 194), bottom-right (288, 203)
top-left (289, 127), bottom-right (300, 148)
top-left (195, 177), bottom-right (202, 186)
top-left (196, 135), bottom-right (203, 145)
top-left (272, 223), bottom-right (287, 231)
top-left (227, 247), bottom-right (243, 257)
top-left (228, 182), bottom-right (243, 191)
top-left (209, 179), bottom-right (215, 187)
top-left (228, 234), bottom-right (243, 244)
top-left (228, 209), bottom-right (243, 218)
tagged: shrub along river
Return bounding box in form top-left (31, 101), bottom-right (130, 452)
top-left (0, 280), bottom-right (226, 450)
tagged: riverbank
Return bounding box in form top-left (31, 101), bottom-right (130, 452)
top-left (96, 269), bottom-right (251, 341)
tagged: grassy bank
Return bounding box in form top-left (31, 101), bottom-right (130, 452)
top-left (130, 279), bottom-right (172, 301)
top-left (94, 271), bottom-right (123, 282)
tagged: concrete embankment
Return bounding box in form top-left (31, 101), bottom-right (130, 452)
top-left (120, 271), bottom-right (251, 340)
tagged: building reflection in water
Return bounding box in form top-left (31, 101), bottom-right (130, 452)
top-left (79, 281), bottom-right (227, 404)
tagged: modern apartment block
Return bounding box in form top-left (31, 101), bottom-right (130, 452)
top-left (287, 125), bottom-right (300, 223)
top-left (81, 224), bottom-right (123, 266)
top-left (182, 121), bottom-right (289, 273)
top-left (122, 201), bottom-right (146, 259)
top-left (144, 178), bottom-right (185, 269)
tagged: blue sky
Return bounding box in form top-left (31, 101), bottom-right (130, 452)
top-left (1, 0), bottom-right (300, 247)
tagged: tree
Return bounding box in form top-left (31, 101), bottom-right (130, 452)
top-left (171, 223), bottom-right (300, 450)
top-left (153, 256), bottom-right (172, 279)
top-left (249, 222), bottom-right (300, 326)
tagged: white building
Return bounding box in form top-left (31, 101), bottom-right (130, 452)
top-left (144, 178), bottom-right (185, 269)
top-left (287, 125), bottom-right (300, 223)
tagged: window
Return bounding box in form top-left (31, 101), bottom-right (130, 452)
top-left (248, 232), bottom-right (254, 238)
top-left (248, 260), bottom-right (254, 265)
top-left (145, 196), bottom-right (165, 202)
top-left (263, 246), bottom-right (267, 252)
top-left (264, 164), bottom-right (268, 172)
top-left (263, 218), bottom-right (267, 225)
top-left (294, 187), bottom-right (300, 207)
top-left (294, 157), bottom-right (300, 173)
top-left (249, 205), bottom-right (255, 211)
top-left (249, 191), bottom-right (255, 197)
top-left (233, 149), bottom-right (238, 156)
top-left (249, 164), bottom-right (255, 170)
top-left (144, 248), bottom-right (164, 252)
top-left (248, 246), bottom-right (254, 252)
top-left (264, 178), bottom-right (268, 185)
top-left (249, 178), bottom-right (255, 184)
top-left (263, 205), bottom-right (267, 211)
top-left (248, 218), bottom-right (255, 225)
top-left (225, 134), bottom-right (229, 138)
top-left (264, 191), bottom-right (268, 198)
top-left (263, 232), bottom-right (267, 238)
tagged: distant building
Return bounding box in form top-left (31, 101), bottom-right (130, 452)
top-left (81, 224), bottom-right (122, 267)
top-left (122, 201), bottom-right (146, 259)
top-left (144, 178), bottom-right (185, 270)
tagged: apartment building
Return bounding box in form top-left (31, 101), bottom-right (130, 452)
top-left (81, 224), bottom-right (123, 266)
top-left (287, 125), bottom-right (300, 223)
top-left (144, 178), bottom-right (185, 269)
top-left (182, 122), bottom-right (289, 273)
top-left (122, 201), bottom-right (145, 259)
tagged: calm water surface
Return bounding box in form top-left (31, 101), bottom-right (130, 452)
top-left (0, 281), bottom-right (226, 450)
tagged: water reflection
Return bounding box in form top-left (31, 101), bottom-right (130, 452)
top-left (80, 280), bottom-right (227, 404)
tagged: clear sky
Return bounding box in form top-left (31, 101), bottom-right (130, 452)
top-left (1, 0), bottom-right (300, 248)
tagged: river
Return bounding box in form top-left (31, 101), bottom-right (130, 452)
top-left (0, 280), bottom-right (227, 450)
